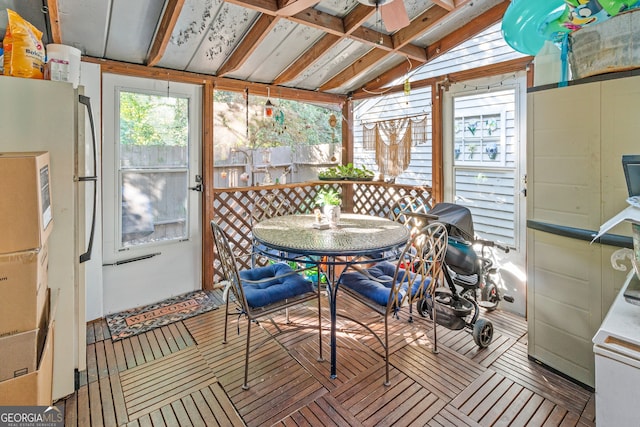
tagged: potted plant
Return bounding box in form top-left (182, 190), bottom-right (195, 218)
top-left (318, 163), bottom-right (374, 181)
top-left (315, 188), bottom-right (341, 225)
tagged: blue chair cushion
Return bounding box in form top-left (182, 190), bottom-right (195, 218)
top-left (239, 263), bottom-right (314, 308)
top-left (340, 261), bottom-right (431, 307)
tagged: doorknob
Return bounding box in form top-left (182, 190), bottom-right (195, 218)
top-left (189, 174), bottom-right (203, 192)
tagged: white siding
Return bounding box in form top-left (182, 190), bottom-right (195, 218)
top-left (353, 21), bottom-right (525, 188)
top-left (410, 22), bottom-right (527, 81)
top-left (354, 86), bottom-right (433, 186)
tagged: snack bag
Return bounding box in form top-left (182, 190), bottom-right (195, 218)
top-left (3, 9), bottom-right (45, 79)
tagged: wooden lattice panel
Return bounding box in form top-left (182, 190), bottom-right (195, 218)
top-left (351, 182), bottom-right (433, 216)
top-left (210, 181), bottom-right (432, 282)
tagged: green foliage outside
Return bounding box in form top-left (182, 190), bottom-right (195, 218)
top-left (119, 91), bottom-right (189, 146)
top-left (213, 90), bottom-right (341, 149)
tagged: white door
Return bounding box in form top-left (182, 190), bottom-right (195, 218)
top-left (102, 74), bottom-right (202, 314)
top-left (443, 73), bottom-right (527, 316)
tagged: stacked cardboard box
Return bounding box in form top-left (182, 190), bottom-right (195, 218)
top-left (0, 152), bottom-right (55, 405)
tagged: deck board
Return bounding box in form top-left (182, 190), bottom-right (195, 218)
top-left (61, 290), bottom-right (594, 426)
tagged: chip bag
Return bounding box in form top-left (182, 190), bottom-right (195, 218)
top-left (3, 9), bottom-right (45, 79)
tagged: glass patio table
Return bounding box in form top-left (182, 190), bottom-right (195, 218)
top-left (252, 213), bottom-right (410, 379)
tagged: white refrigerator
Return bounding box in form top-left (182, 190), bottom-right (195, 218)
top-left (0, 76), bottom-right (98, 400)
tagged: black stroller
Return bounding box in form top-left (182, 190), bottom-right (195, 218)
top-left (412, 202), bottom-right (513, 348)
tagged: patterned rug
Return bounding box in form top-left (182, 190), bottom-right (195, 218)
top-left (106, 290), bottom-right (220, 341)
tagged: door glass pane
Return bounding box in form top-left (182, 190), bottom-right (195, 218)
top-left (118, 91), bottom-right (189, 248)
top-left (453, 89), bottom-right (517, 246)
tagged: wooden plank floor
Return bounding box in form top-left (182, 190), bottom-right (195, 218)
top-left (56, 290), bottom-right (596, 426)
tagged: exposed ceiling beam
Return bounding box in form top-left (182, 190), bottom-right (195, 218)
top-left (430, 0), bottom-right (455, 11)
top-left (289, 7), bottom-right (345, 34)
top-left (46, 0), bottom-right (62, 44)
top-left (146, 0), bottom-right (185, 67)
top-left (427, 0), bottom-right (509, 62)
top-left (223, 0), bottom-right (279, 14)
top-left (320, 48), bottom-right (389, 91)
top-left (272, 4), bottom-right (373, 85)
top-left (272, 34), bottom-right (341, 85)
top-left (217, 14), bottom-right (279, 76)
top-left (319, 4), bottom-right (452, 93)
top-left (83, 55), bottom-right (345, 105)
top-left (352, 56), bottom-right (533, 100)
top-left (361, 1), bottom-right (509, 92)
top-left (343, 4), bottom-right (375, 33)
top-left (231, 1), bottom-right (429, 81)
top-left (359, 58), bottom-right (421, 95)
top-left (391, 5), bottom-right (449, 48)
top-left (275, 4), bottom-right (439, 86)
top-left (277, 0), bottom-right (321, 16)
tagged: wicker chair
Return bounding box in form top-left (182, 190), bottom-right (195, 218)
top-left (338, 222), bottom-right (448, 385)
top-left (211, 220), bottom-right (322, 390)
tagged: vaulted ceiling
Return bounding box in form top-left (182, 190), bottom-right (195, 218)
top-left (2, 0), bottom-right (510, 98)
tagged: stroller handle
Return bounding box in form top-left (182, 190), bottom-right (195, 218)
top-left (475, 238), bottom-right (510, 254)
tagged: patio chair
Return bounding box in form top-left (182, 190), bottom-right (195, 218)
top-left (211, 220), bottom-right (322, 390)
top-left (389, 195), bottom-right (433, 232)
top-left (338, 221), bottom-right (448, 386)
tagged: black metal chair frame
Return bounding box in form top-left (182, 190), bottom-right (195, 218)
top-left (338, 221), bottom-right (448, 385)
top-left (211, 220), bottom-right (323, 390)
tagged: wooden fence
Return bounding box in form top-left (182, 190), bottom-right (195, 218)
top-left (209, 181), bottom-right (433, 283)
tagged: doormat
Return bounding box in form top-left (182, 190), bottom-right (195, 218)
top-left (106, 290), bottom-right (220, 341)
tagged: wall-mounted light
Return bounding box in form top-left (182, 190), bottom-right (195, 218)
top-left (264, 87), bottom-right (275, 118)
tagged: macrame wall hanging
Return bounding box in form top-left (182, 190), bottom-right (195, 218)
top-left (362, 115), bottom-right (427, 177)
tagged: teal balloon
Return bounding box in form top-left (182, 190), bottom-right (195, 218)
top-left (502, 0), bottom-right (567, 56)
top-left (502, 0), bottom-right (640, 56)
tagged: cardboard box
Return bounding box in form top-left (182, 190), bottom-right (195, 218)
top-left (0, 328), bottom-right (39, 382)
top-left (0, 152), bottom-right (53, 254)
top-left (0, 290), bottom-right (55, 406)
top-left (0, 326), bottom-right (54, 406)
top-left (0, 243), bottom-right (49, 336)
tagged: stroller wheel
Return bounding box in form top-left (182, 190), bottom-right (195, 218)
top-left (416, 297), bottom-right (432, 319)
top-left (472, 318), bottom-right (493, 348)
top-left (479, 282), bottom-right (499, 311)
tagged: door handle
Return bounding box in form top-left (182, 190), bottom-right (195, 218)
top-left (189, 184), bottom-right (203, 192)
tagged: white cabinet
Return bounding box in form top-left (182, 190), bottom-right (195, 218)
top-left (527, 75), bottom-right (639, 387)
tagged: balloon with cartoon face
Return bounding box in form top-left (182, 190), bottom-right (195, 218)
top-left (502, 0), bottom-right (640, 56)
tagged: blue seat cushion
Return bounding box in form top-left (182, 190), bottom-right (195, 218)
top-left (239, 263), bottom-right (314, 308)
top-left (340, 261), bottom-right (431, 307)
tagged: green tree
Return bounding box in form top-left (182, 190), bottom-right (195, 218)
top-left (119, 92), bottom-right (188, 146)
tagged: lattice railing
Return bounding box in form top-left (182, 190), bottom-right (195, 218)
top-left (210, 181), bottom-right (433, 282)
